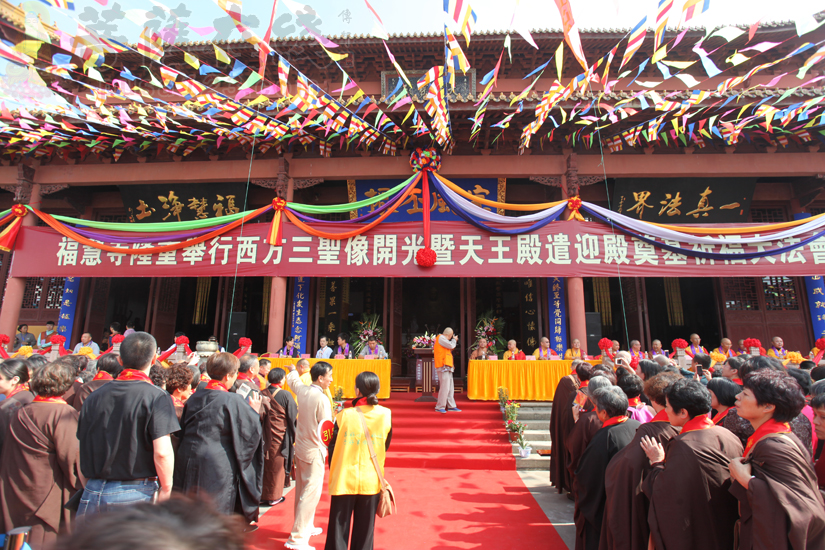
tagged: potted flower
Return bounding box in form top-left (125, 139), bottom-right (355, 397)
top-left (506, 420), bottom-right (524, 442)
top-left (497, 386), bottom-right (510, 416)
top-left (516, 432), bottom-right (532, 458)
top-left (504, 400), bottom-right (520, 423)
top-left (332, 385), bottom-right (345, 414)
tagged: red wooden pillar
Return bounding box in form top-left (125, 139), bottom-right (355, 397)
top-left (560, 161), bottom-right (588, 356)
top-left (267, 177), bottom-right (293, 354)
top-left (0, 183), bottom-right (41, 341)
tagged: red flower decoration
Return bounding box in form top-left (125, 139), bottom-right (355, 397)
top-left (743, 338), bottom-right (762, 349)
top-left (598, 338), bottom-right (613, 351)
top-left (239, 337), bottom-right (252, 347)
top-left (416, 246), bottom-right (437, 267)
top-left (11, 204), bottom-right (27, 217)
top-left (671, 339), bottom-right (688, 350)
top-left (409, 148), bottom-right (442, 173)
top-left (815, 338), bottom-right (825, 350)
top-left (567, 196), bottom-right (585, 221)
top-left (0, 334), bottom-right (9, 345)
top-left (630, 356), bottom-right (640, 369)
top-left (112, 334), bottom-right (125, 344)
top-left (49, 334), bottom-right (66, 344)
top-left (272, 198), bottom-right (287, 211)
top-left (175, 335), bottom-right (189, 345)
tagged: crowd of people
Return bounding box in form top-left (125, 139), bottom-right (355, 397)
top-left (0, 331), bottom-right (393, 550)
top-left (550, 347), bottom-right (825, 550)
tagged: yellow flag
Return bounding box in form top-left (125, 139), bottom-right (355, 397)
top-left (651, 46), bottom-right (668, 64)
top-left (214, 44), bottom-right (230, 64)
top-left (247, 94), bottom-right (269, 107)
top-left (402, 103), bottom-right (415, 124)
top-left (15, 40), bottom-right (41, 58)
top-left (346, 89), bottom-right (364, 106)
top-left (321, 44), bottom-right (348, 62)
top-left (184, 52), bottom-right (201, 70)
top-left (555, 42), bottom-right (564, 80)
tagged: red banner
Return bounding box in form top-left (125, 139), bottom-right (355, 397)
top-left (10, 221), bottom-right (825, 278)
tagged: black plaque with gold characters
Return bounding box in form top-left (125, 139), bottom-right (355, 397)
top-left (119, 183), bottom-right (248, 223)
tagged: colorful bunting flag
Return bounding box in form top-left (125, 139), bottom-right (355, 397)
top-left (681, 0), bottom-right (711, 27)
top-left (620, 17), bottom-right (647, 70)
top-left (137, 27), bottom-right (164, 61)
top-left (654, 0), bottom-right (672, 51)
top-left (444, 0), bottom-right (477, 44)
top-left (553, 0), bottom-right (587, 69)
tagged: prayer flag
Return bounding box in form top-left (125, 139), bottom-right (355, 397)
top-left (137, 27), bottom-right (163, 61)
top-left (444, 0), bottom-right (477, 44)
top-left (681, 0), bottom-right (710, 27)
top-left (214, 44), bottom-right (230, 64)
top-left (444, 26), bottom-right (470, 73)
top-left (553, 0), bottom-right (587, 69)
top-left (38, 0), bottom-right (75, 10)
top-left (278, 57), bottom-right (291, 96)
top-left (184, 52), bottom-right (200, 70)
top-left (620, 17), bottom-right (647, 70)
top-left (654, 0), bottom-right (672, 51)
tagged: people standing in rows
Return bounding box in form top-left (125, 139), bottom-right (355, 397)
top-left (434, 328), bottom-right (460, 414)
top-left (565, 339), bottom-right (583, 360)
top-left (325, 371), bottom-right (392, 550)
top-left (503, 339), bottom-right (526, 360)
top-left (36, 321), bottom-right (57, 349)
top-left (72, 352), bottom-right (123, 411)
top-left (76, 332), bottom-right (179, 515)
top-left (174, 352), bottom-right (264, 530)
top-left (13, 324), bottom-right (36, 351)
top-left (0, 361), bottom-right (83, 549)
top-left (317, 336), bottom-right (333, 359)
top-left (336, 333), bottom-right (351, 358)
top-left (534, 336), bottom-right (557, 359)
top-left (261, 368), bottom-right (297, 507)
top-left (73, 332), bottom-right (100, 355)
top-left (0, 359), bottom-right (33, 454)
top-left (359, 336), bottom-right (386, 359)
top-left (280, 336), bottom-right (300, 358)
top-left (285, 361), bottom-right (334, 550)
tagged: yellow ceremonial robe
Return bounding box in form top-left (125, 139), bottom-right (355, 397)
top-left (328, 404), bottom-right (392, 496)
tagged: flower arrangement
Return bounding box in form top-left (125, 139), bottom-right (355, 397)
top-left (111, 334), bottom-right (125, 344)
top-left (671, 339), bottom-right (688, 351)
top-left (505, 400), bottom-right (521, 422)
top-left (816, 338), bottom-right (825, 351)
top-left (710, 351), bottom-right (727, 364)
top-left (743, 338), bottom-right (762, 350)
top-left (475, 310), bottom-right (506, 354)
top-left (411, 332), bottom-right (436, 349)
top-left (497, 386), bottom-right (510, 409)
top-left (332, 385), bottom-right (345, 401)
top-left (505, 419), bottom-right (524, 433)
top-left (350, 313), bottom-right (384, 357)
top-left (175, 335), bottom-right (190, 345)
top-left (785, 351), bottom-right (804, 365)
top-left (598, 337), bottom-right (613, 351)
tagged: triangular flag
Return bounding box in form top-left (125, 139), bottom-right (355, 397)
top-left (214, 44), bottom-right (231, 64)
top-left (184, 52), bottom-right (200, 70)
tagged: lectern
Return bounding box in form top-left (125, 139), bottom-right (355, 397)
top-left (414, 348), bottom-right (438, 402)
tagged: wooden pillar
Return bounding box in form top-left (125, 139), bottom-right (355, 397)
top-left (560, 156), bottom-right (588, 355)
top-left (267, 177), bottom-right (294, 354)
top-left (0, 182), bottom-right (41, 340)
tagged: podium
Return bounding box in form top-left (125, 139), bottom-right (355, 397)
top-left (414, 348), bottom-right (438, 402)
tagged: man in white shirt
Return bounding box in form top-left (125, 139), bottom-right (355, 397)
top-left (285, 361), bottom-right (333, 550)
top-left (315, 336), bottom-right (332, 359)
top-left (73, 332), bottom-right (100, 355)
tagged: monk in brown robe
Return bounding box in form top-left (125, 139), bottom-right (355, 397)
top-left (0, 359), bottom-right (33, 454)
top-left (260, 367), bottom-right (297, 506)
top-left (600, 373), bottom-right (681, 550)
top-left (58, 355), bottom-right (88, 406)
top-left (72, 353), bottom-right (123, 411)
top-left (728, 369), bottom-right (825, 550)
top-left (641, 379), bottom-right (742, 550)
top-left (550, 359), bottom-right (582, 492)
top-left (0, 361), bottom-right (84, 549)
top-left (574, 386), bottom-right (641, 550)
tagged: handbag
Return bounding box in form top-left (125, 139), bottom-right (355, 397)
top-left (355, 407), bottom-right (396, 517)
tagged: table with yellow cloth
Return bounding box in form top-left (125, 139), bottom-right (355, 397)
top-left (468, 359), bottom-right (601, 401)
top-left (263, 358), bottom-right (391, 399)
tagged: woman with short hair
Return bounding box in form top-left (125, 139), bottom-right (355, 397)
top-left (729, 369), bottom-right (825, 549)
top-left (707, 377), bottom-right (739, 426)
top-left (0, 361), bottom-right (84, 548)
top-left (0, 358), bottom-right (33, 453)
top-left (325, 371), bottom-right (392, 550)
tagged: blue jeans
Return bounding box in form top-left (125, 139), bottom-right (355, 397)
top-left (76, 479), bottom-right (159, 518)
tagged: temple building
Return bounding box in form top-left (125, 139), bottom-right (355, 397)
top-left (0, 0), bottom-right (823, 376)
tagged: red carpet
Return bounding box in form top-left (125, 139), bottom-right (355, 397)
top-left (251, 393), bottom-right (567, 549)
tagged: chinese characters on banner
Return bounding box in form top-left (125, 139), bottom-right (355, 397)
top-left (57, 276), bottom-right (81, 346)
top-left (289, 277), bottom-right (309, 355)
top-left (548, 277), bottom-right (567, 356)
top-left (15, 220), bottom-right (825, 279)
top-left (323, 277), bottom-right (343, 339)
top-left (796, 214), bottom-right (825, 340)
top-left (520, 278), bottom-right (540, 351)
top-left (353, 178), bottom-right (498, 222)
top-left (118, 183), bottom-right (248, 222)
top-left (613, 178), bottom-right (755, 223)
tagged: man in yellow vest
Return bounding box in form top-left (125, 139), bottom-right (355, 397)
top-left (434, 327), bottom-right (462, 413)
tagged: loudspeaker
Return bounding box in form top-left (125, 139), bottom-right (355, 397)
top-left (585, 312), bottom-right (602, 355)
top-left (227, 312), bottom-right (247, 354)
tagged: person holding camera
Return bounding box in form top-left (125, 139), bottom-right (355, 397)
top-left (434, 328), bottom-right (461, 414)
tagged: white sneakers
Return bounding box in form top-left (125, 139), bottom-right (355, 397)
top-left (284, 526), bottom-right (323, 550)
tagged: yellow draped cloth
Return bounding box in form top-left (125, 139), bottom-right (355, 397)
top-left (265, 358), bottom-right (390, 399)
top-left (468, 359), bottom-right (600, 401)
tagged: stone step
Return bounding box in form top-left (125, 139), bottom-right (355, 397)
top-left (515, 410), bottom-right (553, 421)
top-left (522, 429), bottom-right (551, 442)
top-left (515, 401), bottom-right (553, 408)
top-left (515, 453), bottom-right (551, 471)
top-left (511, 441), bottom-right (552, 454)
top-left (518, 419), bottom-right (552, 430)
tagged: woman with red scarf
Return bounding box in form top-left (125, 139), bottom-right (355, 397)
top-left (0, 358), bottom-right (33, 455)
top-left (728, 369), bottom-right (825, 549)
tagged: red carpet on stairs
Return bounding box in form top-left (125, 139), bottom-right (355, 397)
top-left (251, 392), bottom-right (567, 550)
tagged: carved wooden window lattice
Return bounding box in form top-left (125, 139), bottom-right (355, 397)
top-left (750, 208), bottom-right (786, 223)
top-left (762, 276), bottom-right (798, 311)
top-left (22, 277), bottom-right (43, 309)
top-left (723, 278), bottom-right (760, 311)
top-left (44, 278), bottom-right (65, 309)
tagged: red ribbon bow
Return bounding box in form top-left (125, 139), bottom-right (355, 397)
top-left (272, 198), bottom-right (287, 211)
top-left (567, 196), bottom-right (584, 221)
top-left (11, 204), bottom-right (27, 218)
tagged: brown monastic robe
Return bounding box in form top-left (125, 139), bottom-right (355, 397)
top-left (599, 416), bottom-right (680, 550)
top-left (0, 389), bottom-right (34, 453)
top-left (60, 380), bottom-right (83, 409)
top-left (261, 386), bottom-right (297, 501)
top-left (0, 401), bottom-right (83, 549)
top-left (550, 374), bottom-right (579, 492)
top-left (566, 405), bottom-right (604, 550)
top-left (643, 425), bottom-right (743, 550)
top-left (71, 379), bottom-right (110, 411)
top-left (730, 432), bottom-right (825, 550)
